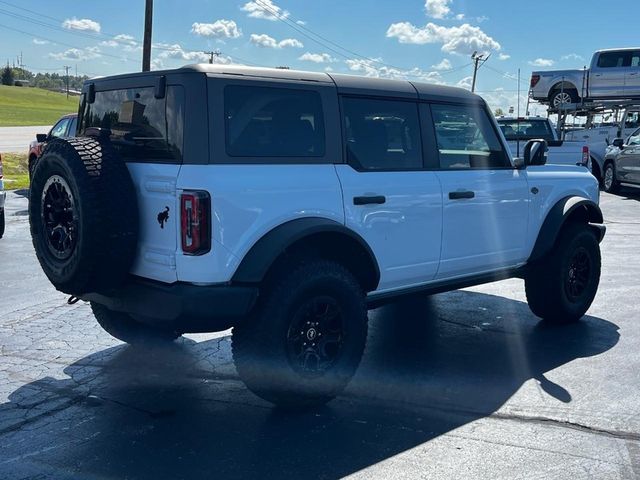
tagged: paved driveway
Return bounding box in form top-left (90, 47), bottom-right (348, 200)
top-left (0, 189), bottom-right (639, 479)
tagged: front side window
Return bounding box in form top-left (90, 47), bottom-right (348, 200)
top-left (625, 112), bottom-right (640, 130)
top-left (225, 85), bottom-right (325, 158)
top-left (628, 128), bottom-right (640, 146)
top-left (342, 97), bottom-right (422, 170)
top-left (80, 86), bottom-right (184, 162)
top-left (597, 51), bottom-right (629, 68)
top-left (632, 52), bottom-right (640, 67)
top-left (50, 118), bottom-right (70, 138)
top-left (431, 104), bottom-right (510, 170)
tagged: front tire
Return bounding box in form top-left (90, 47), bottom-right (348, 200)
top-left (0, 208), bottom-right (4, 239)
top-left (91, 302), bottom-right (180, 345)
top-left (232, 259), bottom-right (368, 408)
top-left (525, 222), bottom-right (601, 324)
top-left (603, 162), bottom-right (620, 193)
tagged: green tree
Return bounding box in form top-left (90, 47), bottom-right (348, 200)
top-left (1, 65), bottom-right (14, 86)
top-left (494, 108), bottom-right (504, 117)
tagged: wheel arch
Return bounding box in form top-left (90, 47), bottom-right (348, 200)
top-left (549, 80), bottom-right (579, 97)
top-left (231, 217), bottom-right (381, 293)
top-left (529, 196), bottom-right (604, 263)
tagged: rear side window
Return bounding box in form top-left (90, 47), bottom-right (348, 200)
top-left (80, 86), bottom-right (184, 162)
top-left (498, 119), bottom-right (555, 142)
top-left (341, 97), bottom-right (422, 170)
top-left (431, 104), bottom-right (510, 170)
top-left (225, 85), bottom-right (325, 157)
top-left (597, 51), bottom-right (630, 68)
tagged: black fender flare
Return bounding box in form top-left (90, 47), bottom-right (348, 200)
top-left (231, 217), bottom-right (381, 291)
top-left (529, 196), bottom-right (605, 263)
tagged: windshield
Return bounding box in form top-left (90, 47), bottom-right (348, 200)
top-left (498, 119), bottom-right (555, 142)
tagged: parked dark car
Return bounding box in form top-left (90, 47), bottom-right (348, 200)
top-left (602, 126), bottom-right (640, 193)
top-left (28, 113), bottom-right (77, 179)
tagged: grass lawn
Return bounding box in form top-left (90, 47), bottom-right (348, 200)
top-left (0, 85), bottom-right (78, 127)
top-left (1, 152), bottom-right (29, 190)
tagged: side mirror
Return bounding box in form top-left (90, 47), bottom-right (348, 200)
top-left (513, 157), bottom-right (526, 170)
top-left (524, 139), bottom-right (548, 166)
top-left (612, 137), bottom-right (625, 149)
top-left (36, 133), bottom-right (48, 143)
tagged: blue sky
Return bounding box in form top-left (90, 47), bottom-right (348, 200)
top-left (1, 0), bottom-right (639, 112)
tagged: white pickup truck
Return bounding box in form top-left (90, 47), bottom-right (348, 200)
top-left (530, 48), bottom-right (640, 108)
top-left (497, 117), bottom-right (590, 168)
top-left (564, 107), bottom-right (640, 183)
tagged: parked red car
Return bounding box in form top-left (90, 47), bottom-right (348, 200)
top-left (28, 113), bottom-right (77, 178)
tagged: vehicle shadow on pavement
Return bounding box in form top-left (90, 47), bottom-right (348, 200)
top-left (0, 290), bottom-right (619, 480)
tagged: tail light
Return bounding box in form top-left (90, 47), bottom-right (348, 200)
top-left (180, 191), bottom-right (211, 255)
top-left (581, 146), bottom-right (590, 166)
top-left (530, 75), bottom-right (541, 88)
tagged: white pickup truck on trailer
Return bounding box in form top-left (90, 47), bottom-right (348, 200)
top-left (564, 107), bottom-right (640, 182)
top-left (530, 48), bottom-right (640, 108)
top-left (497, 117), bottom-right (590, 168)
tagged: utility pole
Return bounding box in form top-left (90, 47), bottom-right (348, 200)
top-left (142, 0), bottom-right (153, 71)
top-left (470, 51), bottom-right (489, 93)
top-left (64, 65), bottom-right (70, 98)
top-left (204, 49), bottom-right (221, 64)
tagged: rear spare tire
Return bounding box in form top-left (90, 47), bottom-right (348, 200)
top-left (29, 137), bottom-right (138, 295)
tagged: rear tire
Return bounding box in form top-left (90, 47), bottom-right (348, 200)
top-left (91, 302), bottom-right (180, 345)
top-left (603, 161), bottom-right (620, 193)
top-left (0, 208), bottom-right (5, 239)
top-left (232, 259), bottom-right (368, 409)
top-left (550, 88), bottom-right (579, 108)
top-left (525, 222), bottom-right (601, 324)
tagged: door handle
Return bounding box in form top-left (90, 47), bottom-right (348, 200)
top-left (353, 195), bottom-right (386, 205)
top-left (449, 190), bottom-right (475, 200)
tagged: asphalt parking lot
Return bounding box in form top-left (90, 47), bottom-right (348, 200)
top-left (0, 188), bottom-right (639, 479)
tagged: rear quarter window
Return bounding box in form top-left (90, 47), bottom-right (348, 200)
top-left (80, 85), bottom-right (184, 163)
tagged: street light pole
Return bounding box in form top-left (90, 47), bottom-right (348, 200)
top-left (142, 0), bottom-right (153, 71)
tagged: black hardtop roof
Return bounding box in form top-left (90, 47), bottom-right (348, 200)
top-left (86, 63), bottom-right (483, 103)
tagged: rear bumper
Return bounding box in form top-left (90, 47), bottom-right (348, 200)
top-left (82, 277), bottom-right (259, 333)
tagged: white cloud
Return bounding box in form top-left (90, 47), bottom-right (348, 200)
top-left (100, 34), bottom-right (139, 52)
top-left (299, 52), bottom-right (336, 63)
top-left (425, 0), bottom-right (452, 19)
top-left (155, 43), bottom-right (231, 64)
top-left (561, 53), bottom-right (585, 62)
top-left (250, 33), bottom-right (303, 49)
top-left (498, 53), bottom-right (511, 61)
top-left (32, 38), bottom-right (49, 45)
top-left (345, 58), bottom-right (446, 85)
top-left (455, 13), bottom-right (465, 20)
top-left (62, 17), bottom-right (101, 33)
top-left (386, 22), bottom-right (501, 56)
top-left (191, 19), bottom-right (242, 39)
top-left (528, 58), bottom-right (555, 67)
top-left (48, 47), bottom-right (101, 61)
top-left (296, 20), bottom-right (307, 26)
top-left (241, 0), bottom-right (289, 21)
top-left (456, 76), bottom-right (473, 89)
top-left (432, 58), bottom-right (452, 70)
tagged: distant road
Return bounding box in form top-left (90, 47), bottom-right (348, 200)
top-left (0, 125), bottom-right (51, 153)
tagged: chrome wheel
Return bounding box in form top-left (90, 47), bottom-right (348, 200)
top-left (41, 175), bottom-right (77, 260)
top-left (553, 92), bottom-right (573, 108)
top-left (604, 165), bottom-right (614, 191)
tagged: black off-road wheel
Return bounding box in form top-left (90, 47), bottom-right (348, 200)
top-left (0, 208), bottom-right (5, 239)
top-left (91, 302), bottom-right (180, 345)
top-left (525, 222), bottom-right (601, 324)
top-left (232, 259), bottom-right (368, 409)
top-left (603, 162), bottom-right (620, 193)
top-left (29, 138), bottom-right (138, 295)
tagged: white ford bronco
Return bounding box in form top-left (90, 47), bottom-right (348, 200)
top-left (29, 65), bottom-right (605, 408)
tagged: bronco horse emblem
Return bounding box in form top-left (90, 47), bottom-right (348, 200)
top-left (157, 206), bottom-right (170, 229)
